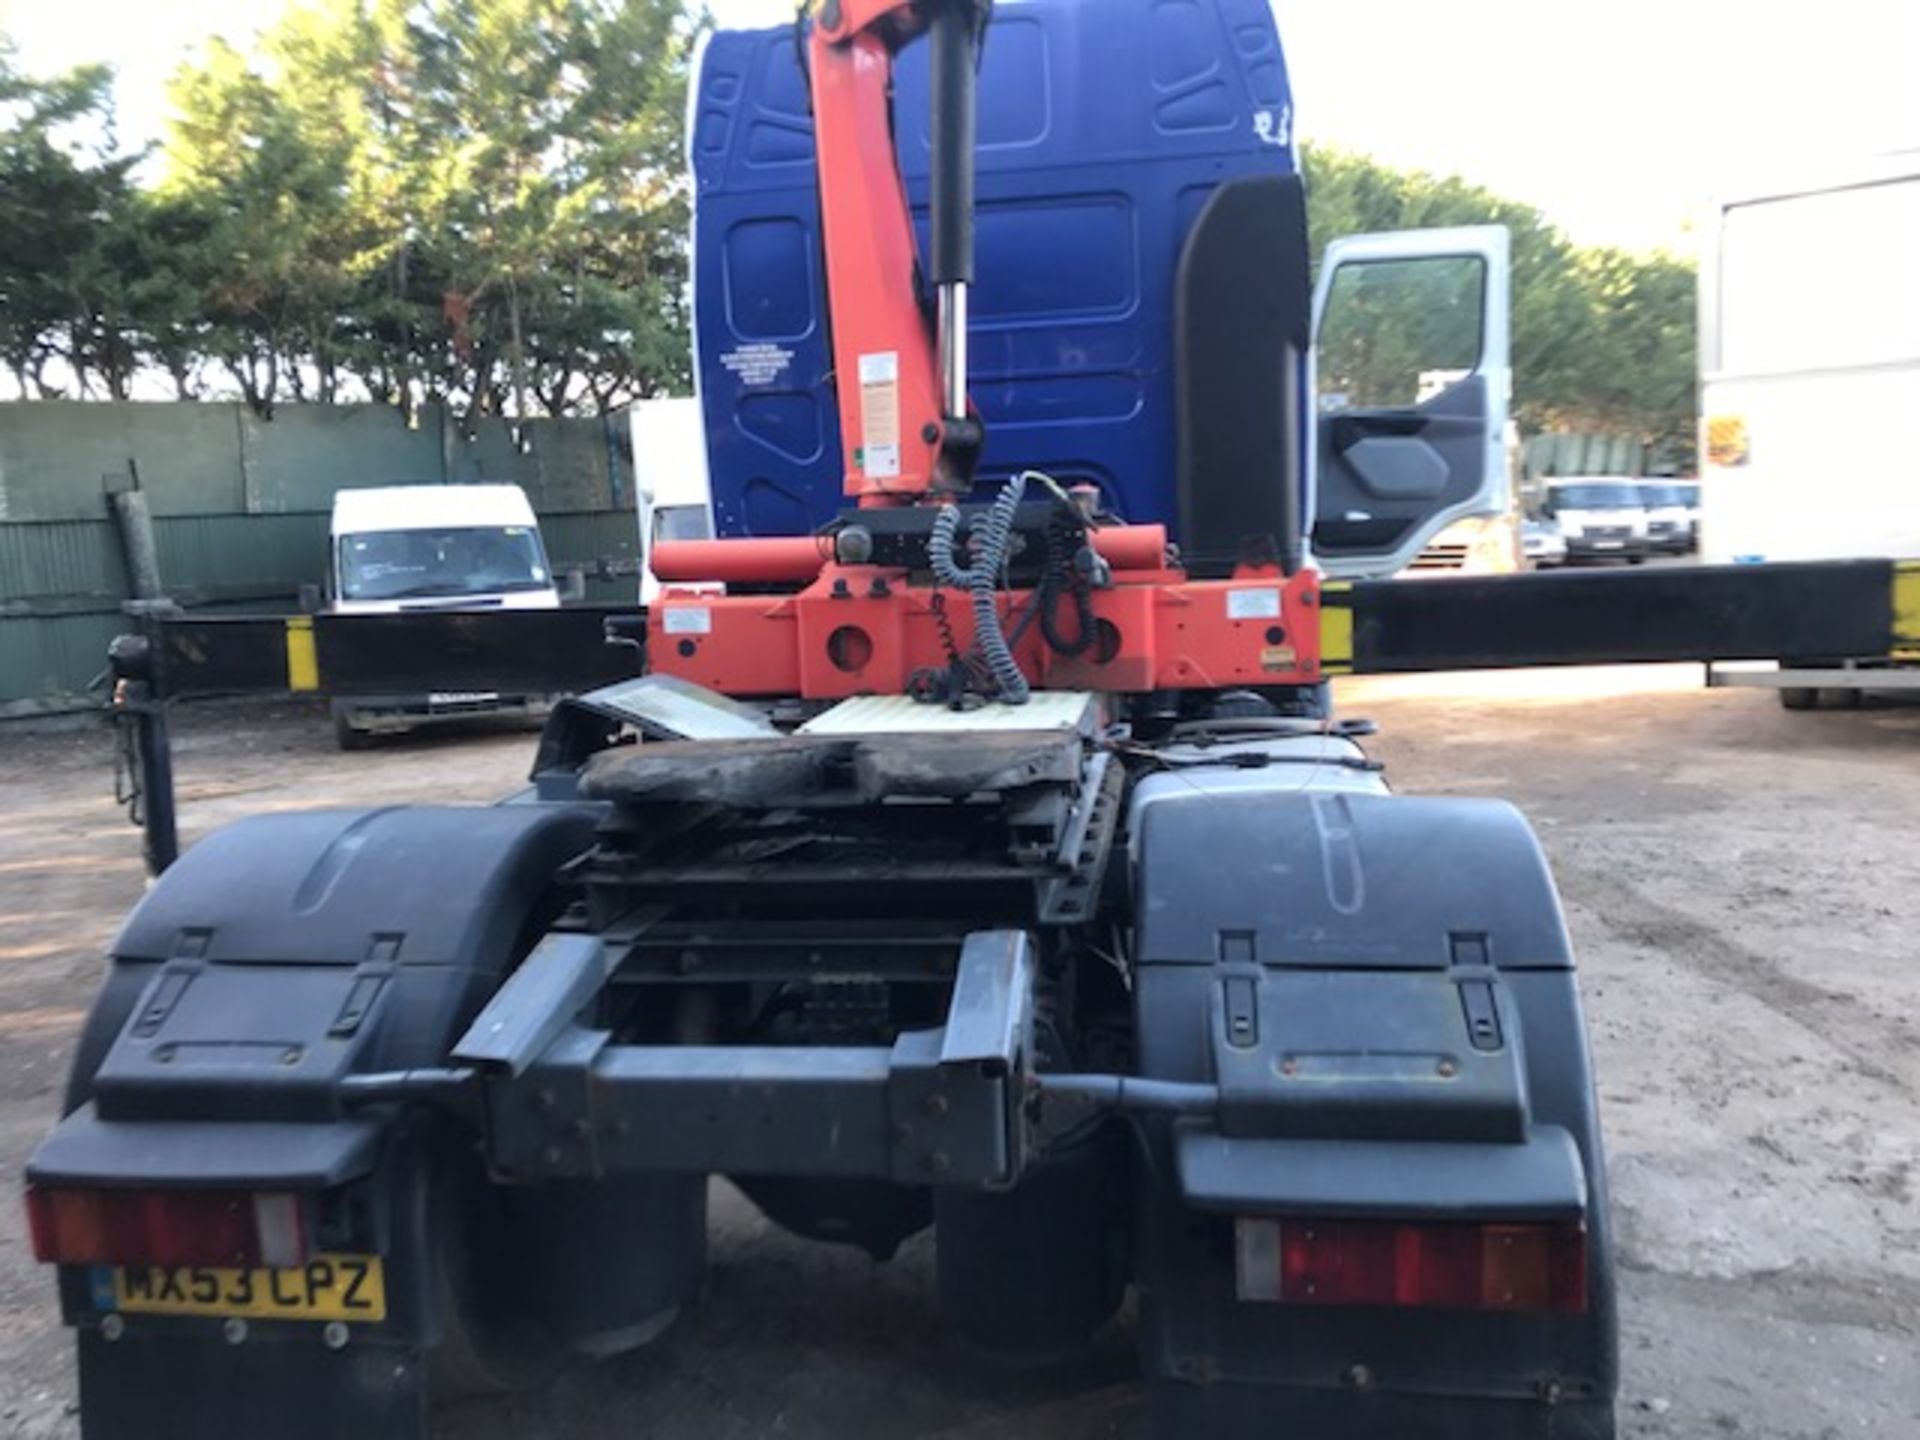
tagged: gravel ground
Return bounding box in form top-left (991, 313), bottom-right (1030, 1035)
top-left (0, 670), bottom-right (1916, 1438)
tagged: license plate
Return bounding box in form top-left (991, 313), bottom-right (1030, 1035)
top-left (104, 1254), bottom-right (386, 1322)
top-left (429, 691), bottom-right (498, 705)
top-left (1592, 540), bottom-right (1622, 549)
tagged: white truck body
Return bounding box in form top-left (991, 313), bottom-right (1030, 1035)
top-left (1700, 155), bottom-right (1920, 564)
top-left (1700, 154), bottom-right (1920, 702)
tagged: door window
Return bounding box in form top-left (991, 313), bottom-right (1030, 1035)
top-left (1317, 255), bottom-right (1487, 412)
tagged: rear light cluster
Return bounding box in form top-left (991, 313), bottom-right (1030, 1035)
top-left (26, 1187), bottom-right (308, 1270)
top-left (1236, 1217), bottom-right (1588, 1314)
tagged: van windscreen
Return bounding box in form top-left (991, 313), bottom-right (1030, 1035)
top-left (1551, 483), bottom-right (1640, 510)
top-left (339, 526), bottom-right (550, 602)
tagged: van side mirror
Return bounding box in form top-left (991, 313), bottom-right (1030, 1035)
top-left (561, 568), bottom-right (589, 604)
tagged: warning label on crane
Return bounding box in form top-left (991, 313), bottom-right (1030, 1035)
top-left (858, 351), bottom-right (901, 479)
top-left (719, 343), bottom-right (793, 387)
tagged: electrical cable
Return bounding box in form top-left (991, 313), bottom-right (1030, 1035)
top-left (929, 471), bottom-right (1036, 702)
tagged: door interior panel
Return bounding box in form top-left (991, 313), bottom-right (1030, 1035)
top-left (1313, 375), bottom-right (1490, 557)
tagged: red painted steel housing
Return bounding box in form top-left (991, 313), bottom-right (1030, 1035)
top-left (655, 0), bottom-right (1324, 702)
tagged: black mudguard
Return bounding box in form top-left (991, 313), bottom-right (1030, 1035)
top-left (35, 804), bottom-right (705, 1440)
top-left (1128, 786), bottom-right (1617, 1439)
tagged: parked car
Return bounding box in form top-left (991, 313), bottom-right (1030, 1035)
top-left (1522, 515), bottom-right (1567, 568)
top-left (1636, 480), bottom-right (1696, 554)
top-left (1541, 478), bottom-right (1649, 563)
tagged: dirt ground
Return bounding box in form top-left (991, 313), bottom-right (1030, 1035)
top-left (1, 670), bottom-right (1916, 1438)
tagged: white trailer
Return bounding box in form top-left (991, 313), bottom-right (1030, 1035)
top-left (1699, 152), bottom-right (1920, 707)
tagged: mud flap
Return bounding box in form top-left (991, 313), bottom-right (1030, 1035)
top-left (1128, 787), bottom-right (1618, 1439)
top-left (78, 1329), bottom-right (426, 1440)
top-left (37, 805), bottom-right (703, 1437)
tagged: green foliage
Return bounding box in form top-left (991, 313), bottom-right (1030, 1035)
top-left (0, 3), bottom-right (696, 419)
top-left (1304, 144), bottom-right (1698, 465)
top-left (154, 0), bottom-right (699, 421)
top-left (0, 45), bottom-right (145, 398)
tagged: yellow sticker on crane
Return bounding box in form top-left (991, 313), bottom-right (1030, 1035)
top-left (858, 351), bottom-right (901, 480)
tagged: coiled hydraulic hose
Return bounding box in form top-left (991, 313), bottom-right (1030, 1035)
top-left (929, 472), bottom-right (1036, 703)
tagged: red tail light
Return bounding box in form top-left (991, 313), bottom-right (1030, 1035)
top-left (26, 1187), bottom-right (308, 1270)
top-left (1236, 1217), bottom-right (1588, 1314)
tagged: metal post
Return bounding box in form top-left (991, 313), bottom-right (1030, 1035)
top-left (134, 688), bottom-right (179, 876)
top-left (108, 488), bottom-right (164, 602)
top-left (109, 606), bottom-right (181, 877)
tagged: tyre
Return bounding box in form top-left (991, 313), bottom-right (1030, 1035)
top-left (1779, 687), bottom-right (1818, 711)
top-left (935, 1124), bottom-right (1129, 1361)
top-left (427, 1145), bottom-right (569, 1399)
top-left (1821, 687), bottom-right (1864, 710)
top-left (332, 701), bottom-right (374, 750)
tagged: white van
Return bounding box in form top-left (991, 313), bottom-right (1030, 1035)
top-left (1541, 478), bottom-right (1650, 564)
top-left (329, 484), bottom-right (560, 747)
top-left (1635, 480), bottom-right (1695, 554)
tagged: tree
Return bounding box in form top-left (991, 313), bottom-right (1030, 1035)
top-left (155, 0), bottom-right (697, 422)
top-left (0, 45), bottom-right (142, 398)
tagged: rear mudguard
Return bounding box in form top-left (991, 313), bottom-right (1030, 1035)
top-left (33, 804), bottom-right (705, 1440)
top-left (1128, 779), bottom-right (1617, 1439)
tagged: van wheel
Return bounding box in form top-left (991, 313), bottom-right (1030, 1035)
top-left (332, 702), bottom-right (374, 751)
top-left (1779, 687), bottom-right (1818, 711)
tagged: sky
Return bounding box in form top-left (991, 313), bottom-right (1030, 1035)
top-left (4, 0), bottom-right (1918, 255)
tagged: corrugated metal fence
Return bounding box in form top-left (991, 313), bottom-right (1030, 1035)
top-left (0, 401), bottom-right (642, 712)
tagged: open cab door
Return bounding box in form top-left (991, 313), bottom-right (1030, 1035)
top-left (1309, 226), bottom-right (1511, 579)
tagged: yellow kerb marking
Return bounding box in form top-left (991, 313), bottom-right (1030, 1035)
top-left (284, 616), bottom-right (320, 692)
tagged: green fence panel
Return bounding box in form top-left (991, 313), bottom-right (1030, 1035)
top-left (0, 520), bottom-right (122, 610)
top-left (0, 401), bottom-right (247, 521)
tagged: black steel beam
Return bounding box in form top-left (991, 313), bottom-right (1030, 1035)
top-left (1327, 561), bottom-right (1907, 675)
top-left (141, 561), bottom-right (1920, 698)
top-left (153, 606), bottom-right (645, 700)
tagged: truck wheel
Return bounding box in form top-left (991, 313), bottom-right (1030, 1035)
top-left (428, 1146), bottom-right (568, 1399)
top-left (934, 1123), bottom-right (1129, 1361)
top-left (332, 702), bottom-right (374, 751)
top-left (1779, 687), bottom-right (1818, 711)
